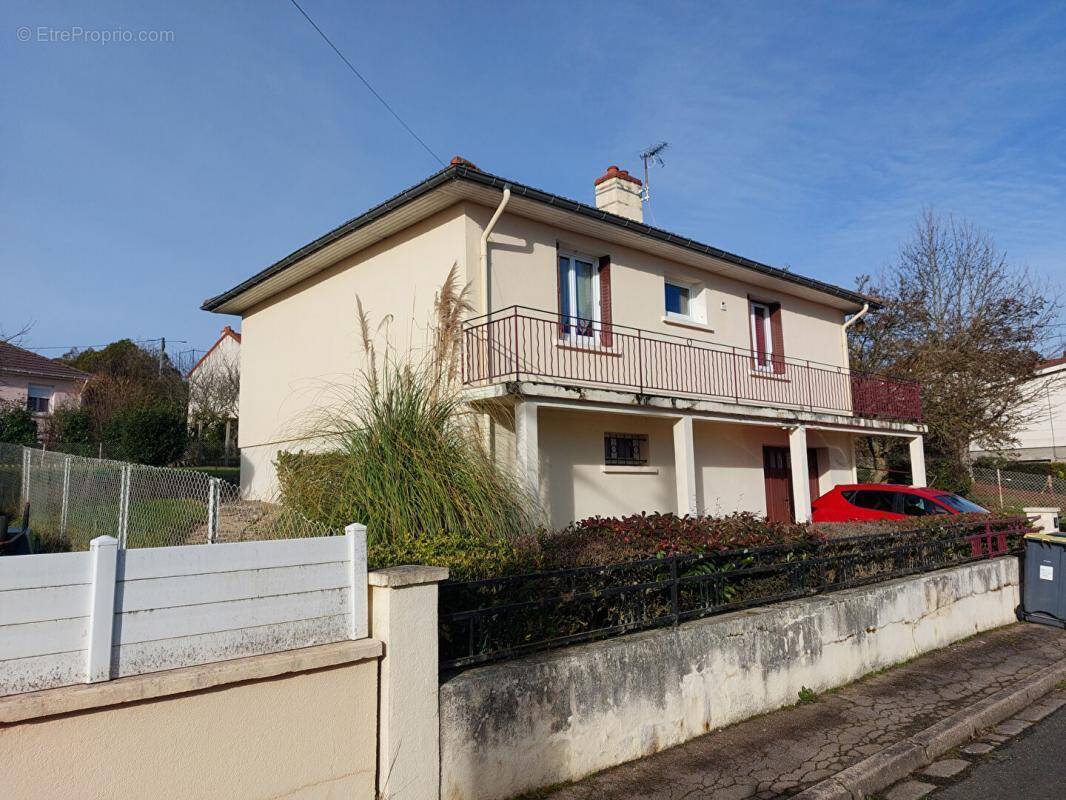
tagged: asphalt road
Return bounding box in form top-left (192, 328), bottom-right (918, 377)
top-left (934, 704), bottom-right (1066, 799)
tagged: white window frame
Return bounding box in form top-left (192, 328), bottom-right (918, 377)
top-left (27, 384), bottom-right (54, 414)
top-left (558, 250), bottom-right (601, 345)
top-left (664, 279), bottom-right (694, 321)
top-left (750, 301), bottom-right (774, 372)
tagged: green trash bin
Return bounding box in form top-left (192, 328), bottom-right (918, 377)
top-left (1022, 532), bottom-right (1066, 629)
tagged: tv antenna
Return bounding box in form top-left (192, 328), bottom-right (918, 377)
top-left (639, 141), bottom-right (670, 203)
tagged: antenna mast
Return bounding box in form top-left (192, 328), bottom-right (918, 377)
top-left (639, 141), bottom-right (670, 203)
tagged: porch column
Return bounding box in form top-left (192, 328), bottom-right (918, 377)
top-left (909, 435), bottom-right (927, 487)
top-left (788, 426), bottom-right (812, 523)
top-left (515, 401), bottom-right (540, 500)
top-left (673, 416), bottom-right (699, 516)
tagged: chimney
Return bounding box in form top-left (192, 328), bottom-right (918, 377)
top-left (594, 166), bottom-right (643, 222)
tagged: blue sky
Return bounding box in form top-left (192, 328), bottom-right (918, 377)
top-left (3, 0), bottom-right (1065, 360)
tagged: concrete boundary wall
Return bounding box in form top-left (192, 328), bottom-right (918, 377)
top-left (439, 557), bottom-right (1021, 800)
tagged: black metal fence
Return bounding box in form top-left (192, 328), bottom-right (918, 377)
top-left (439, 518), bottom-right (1027, 671)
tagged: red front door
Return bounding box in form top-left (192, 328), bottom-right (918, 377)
top-left (763, 446), bottom-right (793, 523)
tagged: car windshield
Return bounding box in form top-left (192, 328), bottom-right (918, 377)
top-left (935, 494), bottom-right (988, 514)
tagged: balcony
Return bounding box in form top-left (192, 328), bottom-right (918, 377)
top-left (462, 306), bottom-right (922, 423)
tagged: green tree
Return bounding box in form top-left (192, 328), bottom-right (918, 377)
top-left (0, 401), bottom-right (37, 445)
top-left (59, 339), bottom-right (189, 445)
top-left (104, 405), bottom-right (188, 466)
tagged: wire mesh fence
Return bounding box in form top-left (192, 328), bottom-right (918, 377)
top-left (0, 443), bottom-right (335, 552)
top-left (970, 466), bottom-right (1066, 513)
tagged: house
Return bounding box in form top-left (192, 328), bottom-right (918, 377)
top-left (0, 340), bottom-right (89, 435)
top-left (970, 354), bottom-right (1066, 463)
top-left (202, 159), bottom-right (927, 526)
top-left (187, 325), bottom-right (241, 457)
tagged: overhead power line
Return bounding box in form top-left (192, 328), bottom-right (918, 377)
top-left (287, 0), bottom-right (445, 168)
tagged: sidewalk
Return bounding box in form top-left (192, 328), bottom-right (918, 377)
top-left (531, 624), bottom-right (1066, 800)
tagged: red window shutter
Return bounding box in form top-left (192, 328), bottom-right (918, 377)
top-left (598, 255), bottom-right (613, 346)
top-left (769, 303), bottom-right (785, 373)
top-left (556, 247), bottom-right (565, 337)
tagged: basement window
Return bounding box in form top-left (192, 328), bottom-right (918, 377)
top-left (604, 432), bottom-right (649, 467)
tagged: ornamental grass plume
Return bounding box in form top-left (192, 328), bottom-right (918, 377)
top-left (276, 264), bottom-right (542, 578)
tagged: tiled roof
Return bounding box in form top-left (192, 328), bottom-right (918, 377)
top-left (0, 341), bottom-right (90, 381)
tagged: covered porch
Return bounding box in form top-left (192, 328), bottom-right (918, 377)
top-left (475, 383), bottom-right (927, 529)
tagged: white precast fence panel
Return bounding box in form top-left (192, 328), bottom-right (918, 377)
top-left (0, 526), bottom-right (369, 696)
top-left (0, 443), bottom-right (333, 550)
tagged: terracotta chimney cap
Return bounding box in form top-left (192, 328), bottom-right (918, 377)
top-left (450, 156), bottom-right (479, 170)
top-left (594, 165), bottom-right (642, 187)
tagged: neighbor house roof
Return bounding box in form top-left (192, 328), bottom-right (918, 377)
top-left (187, 326), bottom-right (241, 377)
top-left (1036, 355), bottom-right (1066, 374)
top-left (0, 341), bottom-right (90, 382)
top-left (202, 161), bottom-right (880, 315)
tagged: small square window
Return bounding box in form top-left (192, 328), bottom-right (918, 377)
top-left (604, 432), bottom-right (649, 466)
top-left (27, 384), bottom-right (53, 414)
top-left (665, 282), bottom-right (690, 317)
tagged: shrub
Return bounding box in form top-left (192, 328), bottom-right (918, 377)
top-left (0, 400), bottom-right (37, 445)
top-left (537, 511), bottom-right (821, 569)
top-left (47, 406), bottom-right (93, 446)
top-left (103, 404), bottom-right (187, 466)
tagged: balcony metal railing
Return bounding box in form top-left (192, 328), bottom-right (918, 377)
top-left (461, 306), bottom-right (922, 423)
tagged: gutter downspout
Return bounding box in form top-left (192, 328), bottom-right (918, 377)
top-left (841, 303), bottom-right (870, 368)
top-left (480, 185), bottom-right (512, 316)
top-left (479, 185), bottom-right (511, 462)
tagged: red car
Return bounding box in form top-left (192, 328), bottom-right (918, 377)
top-left (811, 484), bottom-right (988, 522)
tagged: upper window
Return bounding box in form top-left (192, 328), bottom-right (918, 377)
top-left (749, 301), bottom-right (775, 372)
top-left (27, 384), bottom-right (53, 414)
top-left (664, 282), bottom-right (691, 318)
top-left (604, 432), bottom-right (649, 466)
top-left (558, 252), bottom-right (600, 340)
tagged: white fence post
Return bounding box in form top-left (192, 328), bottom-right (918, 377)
top-left (207, 478), bottom-right (220, 544)
top-left (85, 535), bottom-right (118, 683)
top-left (60, 456), bottom-right (72, 536)
top-left (20, 447), bottom-right (30, 507)
top-left (346, 523), bottom-right (368, 639)
top-left (997, 468), bottom-right (1004, 509)
top-left (117, 465), bottom-right (131, 548)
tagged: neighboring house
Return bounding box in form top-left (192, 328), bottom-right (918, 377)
top-left (187, 325), bottom-right (241, 455)
top-left (0, 340), bottom-right (89, 436)
top-left (970, 354), bottom-right (1066, 463)
top-left (203, 159), bottom-right (927, 526)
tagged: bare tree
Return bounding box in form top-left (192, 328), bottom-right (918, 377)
top-left (851, 209), bottom-right (1061, 489)
top-left (187, 349), bottom-right (240, 455)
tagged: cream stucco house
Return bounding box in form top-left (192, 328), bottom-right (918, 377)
top-left (970, 354), bottom-right (1066, 463)
top-left (202, 159), bottom-right (927, 527)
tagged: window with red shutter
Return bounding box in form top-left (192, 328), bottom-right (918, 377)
top-left (749, 300), bottom-right (786, 374)
top-left (750, 301), bottom-right (772, 371)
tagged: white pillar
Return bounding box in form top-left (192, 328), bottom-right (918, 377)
top-left (673, 416), bottom-right (699, 516)
top-left (789, 426), bottom-right (812, 523)
top-left (369, 565), bottom-right (449, 800)
top-left (85, 535), bottom-right (118, 683)
top-left (909, 435), bottom-right (927, 487)
top-left (515, 401), bottom-right (540, 500)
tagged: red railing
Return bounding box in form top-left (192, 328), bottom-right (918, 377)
top-left (462, 307), bottom-right (922, 423)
